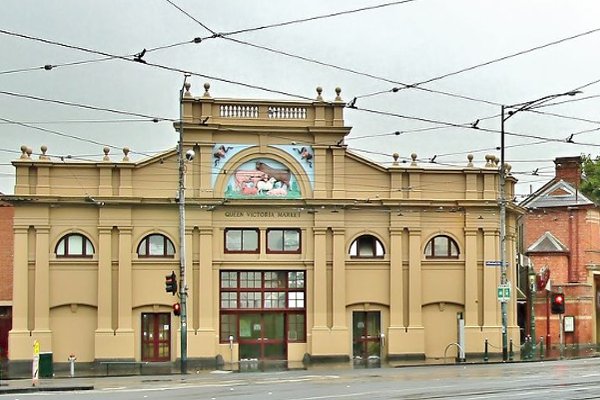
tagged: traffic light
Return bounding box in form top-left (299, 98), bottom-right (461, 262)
top-left (165, 271), bottom-right (177, 295)
top-left (173, 303), bottom-right (181, 316)
top-left (551, 292), bottom-right (565, 314)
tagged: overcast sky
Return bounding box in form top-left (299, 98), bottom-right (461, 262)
top-left (1, 0), bottom-right (599, 197)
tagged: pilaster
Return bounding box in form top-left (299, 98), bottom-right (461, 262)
top-left (464, 228), bottom-right (478, 326)
top-left (33, 226), bottom-right (50, 332)
top-left (94, 227), bottom-right (114, 357)
top-left (387, 227), bottom-right (406, 355)
top-left (115, 226), bottom-right (134, 357)
top-left (191, 227), bottom-right (217, 357)
top-left (483, 229), bottom-right (499, 326)
top-left (8, 226), bottom-right (32, 360)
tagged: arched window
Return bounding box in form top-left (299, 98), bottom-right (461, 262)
top-left (425, 235), bottom-right (459, 258)
top-left (55, 233), bottom-right (94, 257)
top-left (349, 235), bottom-right (385, 258)
top-left (138, 234), bottom-right (175, 257)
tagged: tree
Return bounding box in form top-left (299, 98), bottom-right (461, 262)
top-left (579, 154), bottom-right (600, 204)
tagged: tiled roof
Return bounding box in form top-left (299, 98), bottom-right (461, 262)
top-left (520, 179), bottom-right (593, 208)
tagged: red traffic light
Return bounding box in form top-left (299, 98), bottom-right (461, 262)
top-left (555, 294), bottom-right (564, 304)
top-left (173, 303), bottom-right (181, 316)
top-left (165, 271), bottom-right (177, 295)
top-left (551, 292), bottom-right (565, 314)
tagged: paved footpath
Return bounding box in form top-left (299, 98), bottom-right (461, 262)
top-left (1, 349), bottom-right (598, 395)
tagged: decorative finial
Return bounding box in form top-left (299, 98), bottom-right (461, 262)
top-left (506, 163), bottom-right (512, 175)
top-left (485, 154), bottom-right (493, 167)
top-left (392, 152), bottom-right (399, 166)
top-left (410, 153), bottom-right (417, 166)
top-left (20, 145), bottom-right (28, 159)
top-left (122, 147), bottom-right (130, 162)
top-left (335, 87), bottom-right (342, 101)
top-left (26, 147), bottom-right (32, 158)
top-left (493, 156), bottom-right (499, 166)
top-left (316, 86), bottom-right (323, 101)
top-left (203, 82), bottom-right (211, 97)
top-left (39, 145), bottom-right (49, 160)
top-left (467, 154), bottom-right (473, 167)
top-left (103, 146), bottom-right (110, 161)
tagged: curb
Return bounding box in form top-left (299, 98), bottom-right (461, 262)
top-left (0, 385), bottom-right (94, 394)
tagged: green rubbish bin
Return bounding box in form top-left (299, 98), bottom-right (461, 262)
top-left (39, 352), bottom-right (53, 378)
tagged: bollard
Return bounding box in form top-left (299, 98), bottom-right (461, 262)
top-left (509, 338), bottom-right (514, 361)
top-left (484, 338), bottom-right (489, 362)
top-left (539, 336), bottom-right (544, 360)
top-left (68, 354), bottom-right (76, 377)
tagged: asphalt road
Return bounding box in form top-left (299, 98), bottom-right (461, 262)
top-left (5, 358), bottom-right (600, 399)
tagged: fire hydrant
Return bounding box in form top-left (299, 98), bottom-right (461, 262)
top-left (68, 354), bottom-right (76, 377)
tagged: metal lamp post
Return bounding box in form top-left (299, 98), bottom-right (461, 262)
top-left (528, 264), bottom-right (537, 355)
top-left (178, 74), bottom-right (191, 374)
top-left (499, 90), bottom-right (581, 361)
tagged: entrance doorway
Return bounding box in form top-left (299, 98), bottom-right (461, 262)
top-left (0, 307), bottom-right (11, 359)
top-left (352, 311), bottom-right (381, 362)
top-left (141, 313), bottom-right (171, 361)
top-left (238, 313), bottom-right (286, 360)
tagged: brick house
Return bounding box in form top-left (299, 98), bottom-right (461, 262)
top-left (520, 156), bottom-right (600, 349)
top-left (0, 197), bottom-right (14, 359)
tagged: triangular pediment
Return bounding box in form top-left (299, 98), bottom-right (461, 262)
top-left (527, 231), bottom-right (569, 253)
top-left (521, 180), bottom-right (593, 208)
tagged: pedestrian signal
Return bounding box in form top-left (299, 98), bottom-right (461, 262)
top-left (551, 292), bottom-right (565, 314)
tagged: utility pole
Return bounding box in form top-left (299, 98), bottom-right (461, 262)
top-left (500, 105), bottom-right (508, 361)
top-left (178, 74), bottom-right (191, 374)
top-left (499, 90), bottom-right (581, 361)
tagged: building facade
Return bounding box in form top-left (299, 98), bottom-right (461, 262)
top-left (6, 84), bottom-right (520, 371)
top-left (520, 156), bottom-right (600, 349)
top-left (0, 199), bottom-right (14, 360)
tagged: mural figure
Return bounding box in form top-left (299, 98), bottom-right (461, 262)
top-left (293, 147), bottom-right (313, 168)
top-left (225, 159), bottom-right (301, 199)
top-left (213, 145), bottom-right (233, 166)
top-left (255, 161), bottom-right (291, 188)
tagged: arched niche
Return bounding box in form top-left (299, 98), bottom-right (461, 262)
top-left (214, 146), bottom-right (313, 199)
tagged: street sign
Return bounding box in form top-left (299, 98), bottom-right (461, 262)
top-left (497, 285), bottom-right (511, 302)
top-left (486, 261), bottom-right (506, 267)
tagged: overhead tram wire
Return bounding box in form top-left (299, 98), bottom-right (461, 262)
top-left (0, 90), bottom-right (174, 122)
top-left (0, 116), bottom-right (125, 151)
top-left (165, 0), bottom-right (216, 35)
top-left (4, 27), bottom-right (597, 132)
top-left (4, 29), bottom-right (599, 153)
top-left (0, 29), bottom-right (313, 101)
top-left (0, 116), bottom-right (169, 160)
top-left (0, 35), bottom-right (199, 76)
top-left (351, 105), bottom-right (600, 147)
top-left (353, 26), bottom-right (600, 100)
top-left (0, 118), bottom-right (171, 125)
top-left (222, 37), bottom-right (501, 108)
top-left (412, 26), bottom-right (600, 89)
top-left (215, 0), bottom-right (421, 37)
top-left (162, 0), bottom-right (504, 109)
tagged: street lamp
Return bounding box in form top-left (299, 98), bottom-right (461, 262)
top-left (499, 90), bottom-right (581, 361)
top-left (178, 74), bottom-right (191, 374)
top-left (527, 263), bottom-right (537, 357)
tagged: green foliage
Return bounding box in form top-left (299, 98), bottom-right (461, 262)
top-left (580, 154), bottom-right (600, 203)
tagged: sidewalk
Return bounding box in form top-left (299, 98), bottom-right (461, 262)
top-left (1, 347), bottom-right (599, 395)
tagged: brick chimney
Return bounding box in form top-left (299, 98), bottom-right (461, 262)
top-left (554, 156), bottom-right (582, 187)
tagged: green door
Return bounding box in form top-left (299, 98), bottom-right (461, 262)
top-left (352, 311), bottom-right (381, 361)
top-left (238, 312), bottom-right (286, 360)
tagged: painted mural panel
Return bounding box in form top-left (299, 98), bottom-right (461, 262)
top-left (272, 145), bottom-right (314, 187)
top-left (225, 159), bottom-right (301, 199)
top-left (211, 144), bottom-right (249, 187)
